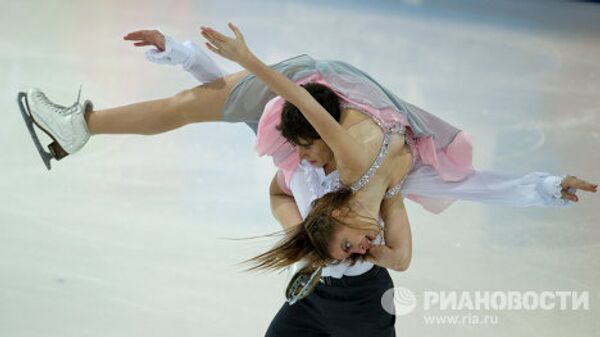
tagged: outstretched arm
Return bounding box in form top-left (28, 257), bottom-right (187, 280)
top-left (123, 29), bottom-right (227, 83)
top-left (200, 23), bottom-right (367, 179)
top-left (400, 166), bottom-right (597, 208)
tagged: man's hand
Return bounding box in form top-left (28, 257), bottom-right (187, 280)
top-left (560, 175), bottom-right (597, 202)
top-left (123, 29), bottom-right (166, 51)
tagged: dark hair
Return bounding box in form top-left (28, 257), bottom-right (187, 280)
top-left (276, 82), bottom-right (341, 145)
top-left (242, 84), bottom-right (376, 272)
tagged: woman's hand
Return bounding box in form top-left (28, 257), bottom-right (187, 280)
top-left (200, 23), bottom-right (253, 65)
top-left (560, 175), bottom-right (597, 202)
top-left (123, 29), bottom-right (166, 51)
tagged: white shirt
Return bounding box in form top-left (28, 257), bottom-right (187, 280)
top-left (290, 161), bottom-right (383, 278)
top-left (289, 161), bottom-right (573, 278)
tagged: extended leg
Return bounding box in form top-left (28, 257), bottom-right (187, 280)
top-left (86, 70), bottom-right (249, 135)
top-left (18, 70), bottom-right (249, 169)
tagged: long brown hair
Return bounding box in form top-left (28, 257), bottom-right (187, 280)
top-left (243, 187), bottom-right (381, 272)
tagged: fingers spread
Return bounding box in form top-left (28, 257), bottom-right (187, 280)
top-left (202, 26), bottom-right (227, 42)
top-left (228, 22), bottom-right (243, 39)
top-left (200, 29), bottom-right (220, 47)
top-left (205, 42), bottom-right (220, 55)
top-left (211, 29), bottom-right (228, 42)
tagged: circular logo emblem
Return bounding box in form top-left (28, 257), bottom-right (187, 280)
top-left (381, 287), bottom-right (417, 316)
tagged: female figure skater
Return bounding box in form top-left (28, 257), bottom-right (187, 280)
top-left (18, 24), bottom-right (596, 337)
top-left (196, 23), bottom-right (597, 270)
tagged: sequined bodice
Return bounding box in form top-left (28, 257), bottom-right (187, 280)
top-left (333, 103), bottom-right (414, 198)
top-left (348, 132), bottom-right (393, 192)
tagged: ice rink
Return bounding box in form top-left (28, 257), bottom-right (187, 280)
top-left (1, 0), bottom-right (599, 336)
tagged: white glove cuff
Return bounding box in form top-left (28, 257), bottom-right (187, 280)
top-left (144, 35), bottom-right (190, 65)
top-left (538, 174), bottom-right (576, 206)
top-left (540, 175), bottom-right (563, 199)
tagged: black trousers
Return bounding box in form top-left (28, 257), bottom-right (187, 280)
top-left (265, 266), bottom-right (396, 337)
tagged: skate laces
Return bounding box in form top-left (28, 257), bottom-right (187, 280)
top-left (33, 91), bottom-right (81, 115)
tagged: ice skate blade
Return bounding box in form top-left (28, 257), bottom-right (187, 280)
top-left (17, 92), bottom-right (69, 170)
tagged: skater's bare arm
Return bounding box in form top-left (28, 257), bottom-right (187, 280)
top-left (269, 174), bottom-right (303, 231)
top-left (201, 23), bottom-right (367, 180)
top-left (367, 195), bottom-right (412, 272)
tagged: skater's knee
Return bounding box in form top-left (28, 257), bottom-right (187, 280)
top-left (171, 72), bottom-right (249, 124)
top-left (172, 87), bottom-right (199, 106)
top-left (174, 83), bottom-right (227, 123)
top-left (170, 87), bottom-right (204, 115)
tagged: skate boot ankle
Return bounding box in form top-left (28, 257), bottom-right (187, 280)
top-left (17, 88), bottom-right (93, 170)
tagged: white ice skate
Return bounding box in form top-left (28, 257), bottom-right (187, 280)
top-left (17, 88), bottom-right (93, 170)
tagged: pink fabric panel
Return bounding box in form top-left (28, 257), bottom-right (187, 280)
top-left (337, 98), bottom-right (408, 131)
top-left (255, 98), bottom-right (287, 157)
top-left (255, 74), bottom-right (333, 191)
top-left (254, 73), bottom-right (475, 205)
top-left (406, 195), bottom-right (457, 214)
top-left (416, 131), bottom-right (474, 182)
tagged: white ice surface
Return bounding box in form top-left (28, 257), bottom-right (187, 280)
top-left (1, 0), bottom-right (599, 336)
